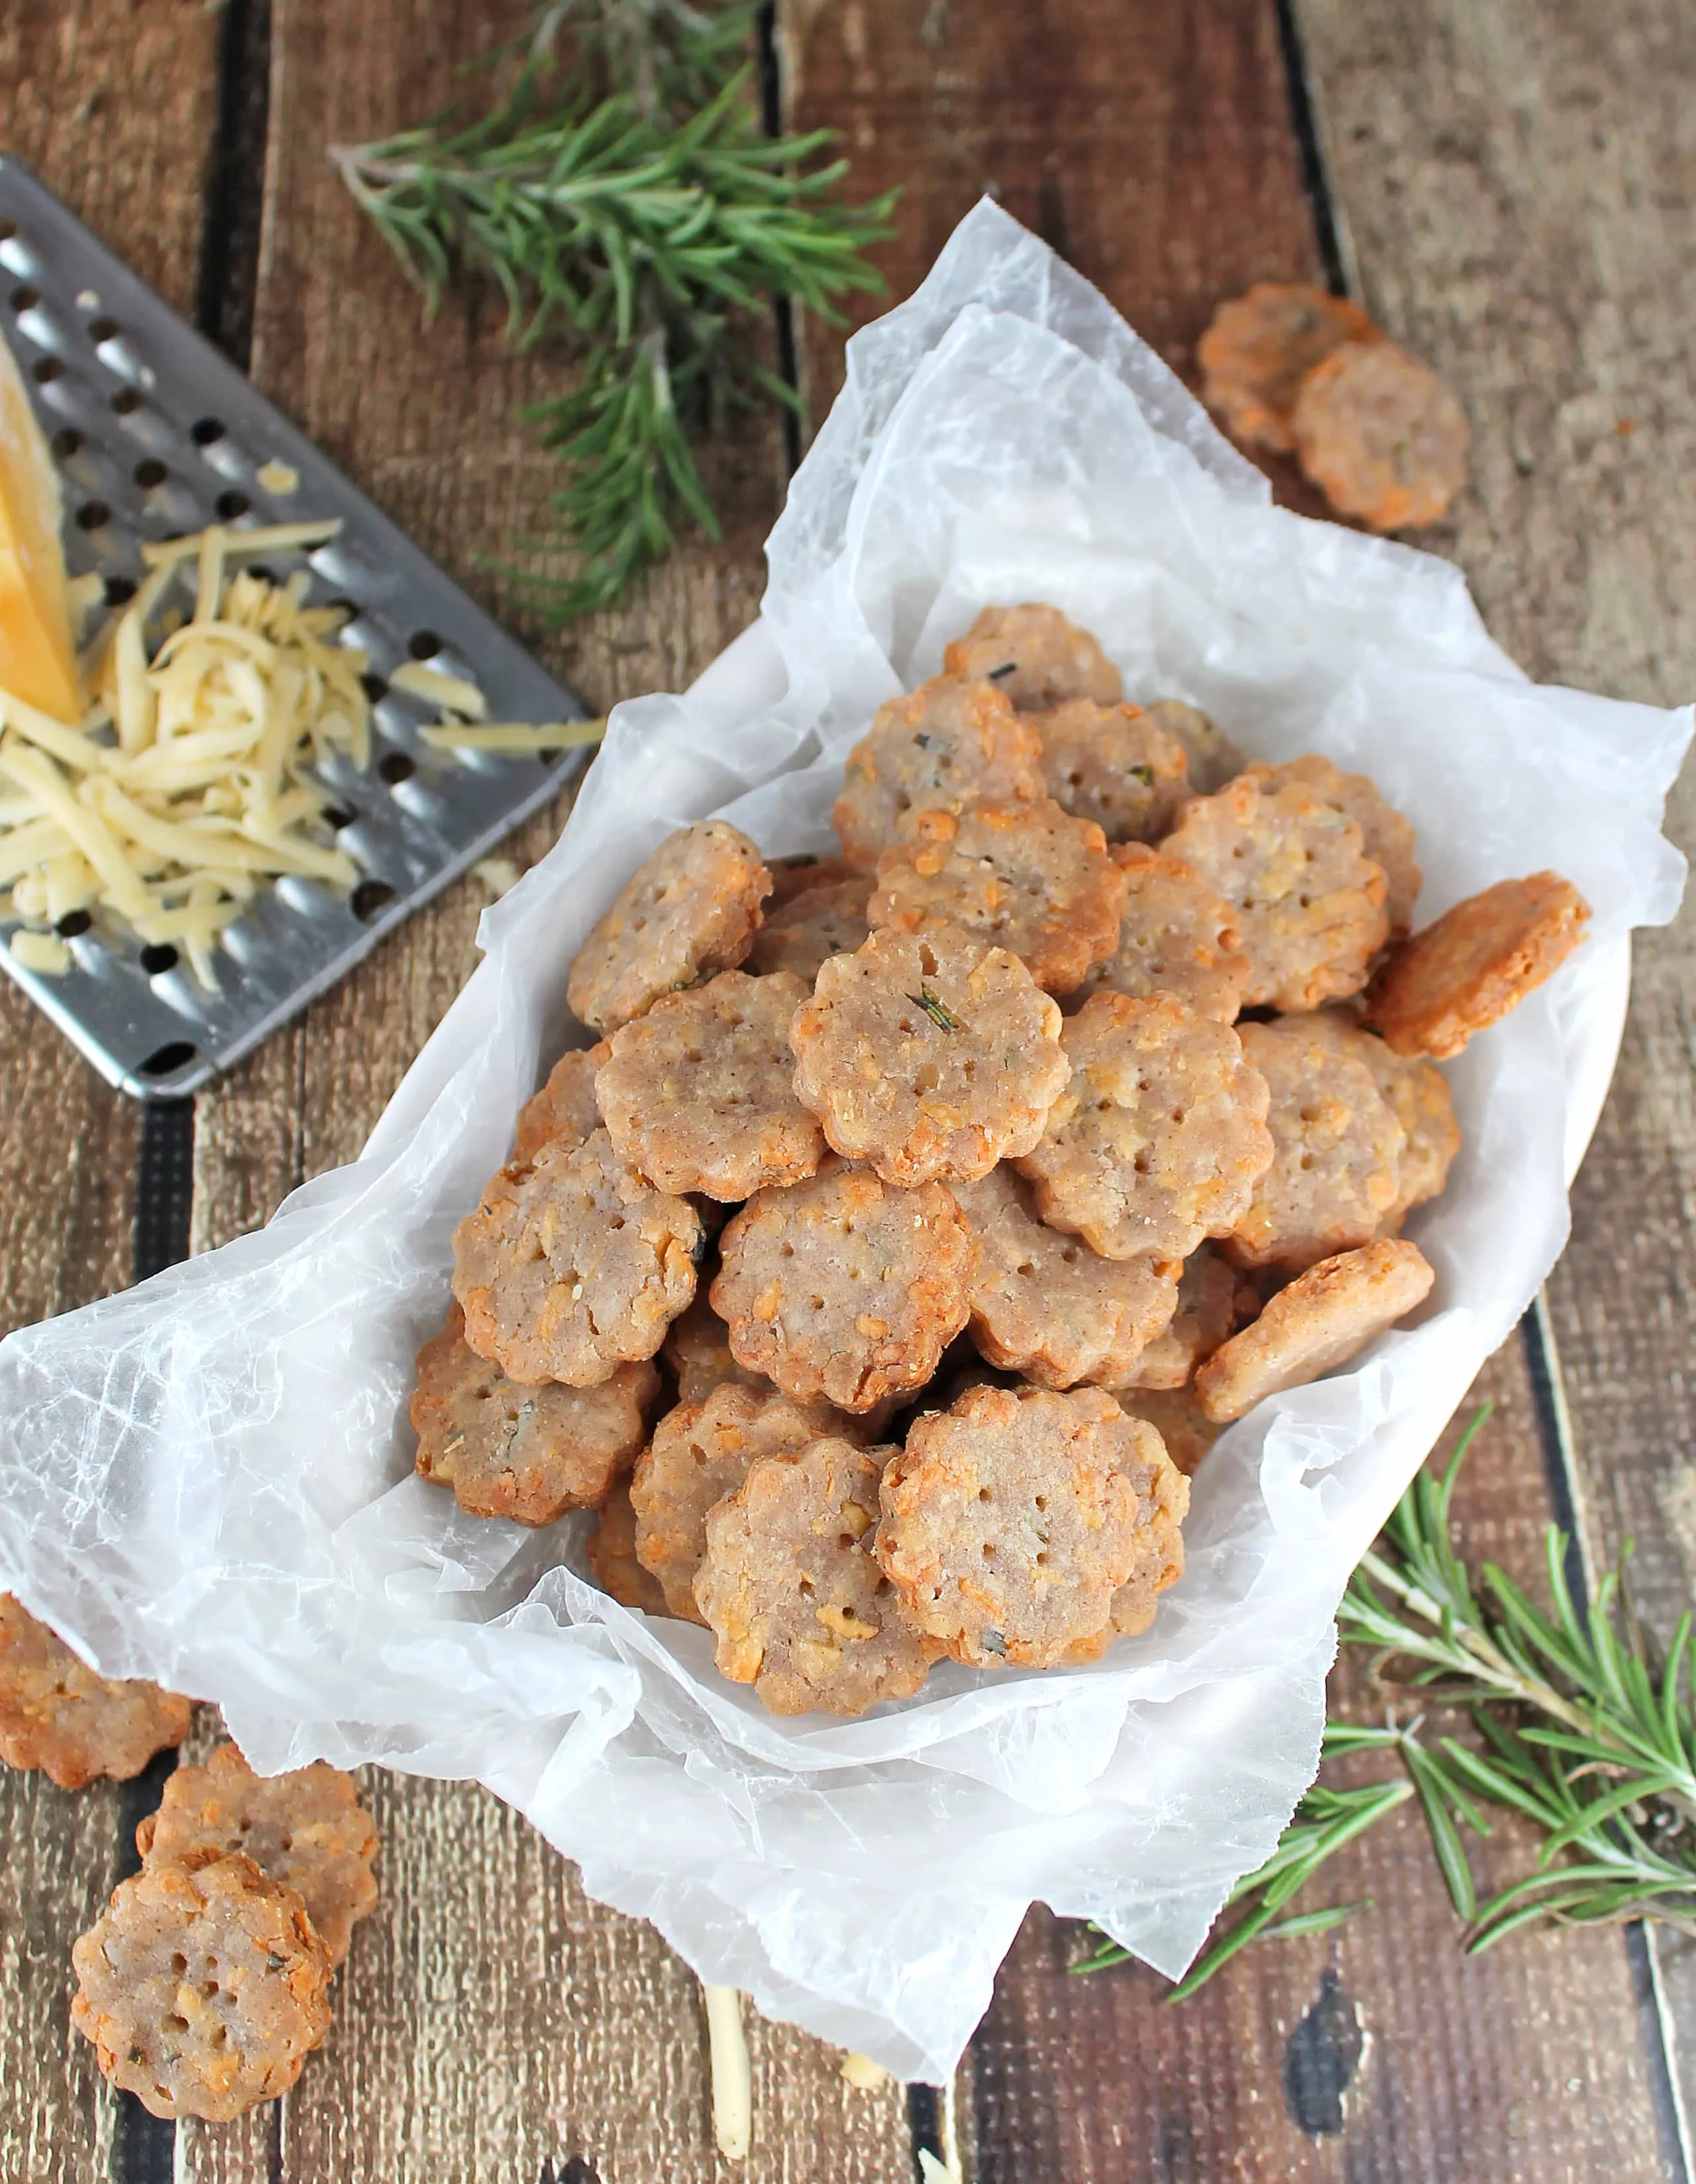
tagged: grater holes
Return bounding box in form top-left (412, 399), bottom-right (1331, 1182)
top-left (350, 879), bottom-right (396, 921)
top-left (190, 416), bottom-right (227, 445)
top-left (54, 910), bottom-right (93, 939)
top-left (321, 802), bottom-right (358, 830)
top-left (132, 459), bottom-right (168, 490)
top-left (359, 673), bottom-right (387, 703)
top-left (30, 355), bottom-right (61, 384)
top-left (139, 1041), bottom-right (197, 1077)
top-left (103, 574), bottom-right (136, 606)
top-left (407, 629), bottom-right (443, 660)
top-left (0, 221), bottom-right (17, 242)
top-left (50, 427), bottom-right (83, 459)
top-left (74, 500), bottom-right (111, 531)
top-left (215, 490), bottom-right (250, 521)
top-left (10, 284), bottom-right (38, 311)
top-left (110, 386), bottom-right (143, 416)
top-left (377, 752), bottom-right (415, 785)
top-left (87, 315), bottom-right (121, 342)
top-left (139, 944), bottom-right (179, 975)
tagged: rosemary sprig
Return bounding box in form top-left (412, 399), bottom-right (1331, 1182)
top-left (335, 5), bottom-right (896, 621)
top-left (1075, 1403), bottom-right (1696, 1993)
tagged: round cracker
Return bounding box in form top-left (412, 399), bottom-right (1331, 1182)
top-left (0, 1594), bottom-right (190, 1790)
top-left (1016, 992), bottom-right (1273, 1261)
top-left (566, 821), bottom-right (771, 1036)
top-left (71, 1851), bottom-right (331, 2122)
top-left (1161, 773), bottom-right (1389, 1010)
top-left (1291, 339), bottom-right (1468, 530)
top-left (870, 798), bottom-right (1128, 995)
top-left (1365, 872), bottom-right (1590, 1060)
top-left (1196, 1238), bottom-right (1435, 1421)
top-left (941, 602), bottom-right (1122, 713)
top-left (136, 1744), bottom-right (376, 1967)
top-left (452, 1128), bottom-right (701, 1387)
top-left (712, 1162), bottom-right (971, 1412)
top-left (790, 918), bottom-right (1069, 1186)
top-left (696, 1439), bottom-right (939, 1716)
top-left (833, 674), bottom-right (1045, 865)
top-left (411, 1302), bottom-right (657, 1525)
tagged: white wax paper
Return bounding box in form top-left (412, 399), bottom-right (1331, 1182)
top-left (1, 202), bottom-right (1689, 2083)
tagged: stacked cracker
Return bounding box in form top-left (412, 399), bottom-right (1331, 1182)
top-left (419, 604), bottom-right (1591, 1720)
top-left (0, 1592), bottom-right (376, 2122)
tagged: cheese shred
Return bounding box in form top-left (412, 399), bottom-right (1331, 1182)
top-left (1, 517), bottom-right (585, 992)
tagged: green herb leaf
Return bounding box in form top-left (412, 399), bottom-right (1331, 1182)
top-left (908, 985), bottom-right (963, 1032)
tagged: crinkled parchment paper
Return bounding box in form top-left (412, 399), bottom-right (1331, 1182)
top-left (1, 203), bottom-right (1688, 2080)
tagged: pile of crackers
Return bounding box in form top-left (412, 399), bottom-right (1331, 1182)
top-left (421, 602), bottom-right (1591, 1718)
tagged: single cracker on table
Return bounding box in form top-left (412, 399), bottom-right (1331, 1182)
top-left (566, 820), bottom-right (772, 1036)
top-left (1365, 871), bottom-right (1591, 1060)
top-left (951, 1165), bottom-right (1179, 1390)
top-left (511, 1042), bottom-right (608, 1164)
top-left (746, 877), bottom-right (871, 981)
top-left (1246, 753), bottom-right (1422, 937)
top-left (631, 1383), bottom-right (860, 1623)
top-left (1196, 1238), bottom-right (1436, 1422)
top-left (1070, 1418), bottom-right (1191, 1655)
top-left (712, 1162), bottom-right (972, 1413)
top-left (833, 673), bottom-right (1045, 865)
top-left (1302, 1008), bottom-right (1459, 1226)
top-left (790, 918), bottom-right (1069, 1185)
top-left (1197, 282), bottom-right (1381, 453)
top-left (1161, 773), bottom-right (1390, 1010)
top-left (135, 1744), bottom-right (377, 1967)
top-left (876, 1385), bottom-right (1164, 1669)
top-left (1226, 1018), bottom-right (1406, 1272)
top-left (1143, 698), bottom-right (1246, 794)
top-left (870, 798), bottom-right (1128, 995)
top-left (1071, 843), bottom-right (1251, 1024)
top-left (696, 1438), bottom-right (941, 1716)
top-left (1291, 338), bottom-right (1469, 531)
top-left (597, 969), bottom-right (825, 1199)
top-left (0, 1594), bottom-right (191, 1789)
top-left (452, 1128), bottom-right (702, 1387)
top-left (1114, 1243), bottom-right (1256, 1391)
top-left (942, 602), bottom-right (1123, 712)
top-left (71, 1851), bottom-right (332, 2122)
top-left (588, 1482), bottom-right (670, 1615)
top-left (1035, 698), bottom-right (1192, 845)
top-left (411, 1301), bottom-right (657, 1525)
top-left (1016, 992), bottom-right (1273, 1261)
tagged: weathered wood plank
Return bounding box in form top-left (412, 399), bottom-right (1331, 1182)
top-left (0, 7), bottom-right (221, 2179)
top-left (776, 0), bottom-right (1334, 516)
top-left (785, 2), bottom-right (1679, 2176)
top-left (971, 1348), bottom-right (1680, 2183)
top-left (1292, 0), bottom-right (1696, 2144)
top-left (182, 5), bottom-right (911, 2179)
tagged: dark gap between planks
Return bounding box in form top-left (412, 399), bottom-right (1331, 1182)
top-left (115, 7), bottom-right (273, 2181)
top-left (1518, 1307), bottom-right (1694, 2184)
top-left (1270, 0), bottom-right (1348, 298)
top-left (757, 3), bottom-right (804, 476)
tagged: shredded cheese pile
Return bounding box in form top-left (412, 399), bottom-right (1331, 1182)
top-left (0, 518), bottom-right (601, 989)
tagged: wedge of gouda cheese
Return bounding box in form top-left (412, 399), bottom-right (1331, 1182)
top-left (0, 335), bottom-right (79, 722)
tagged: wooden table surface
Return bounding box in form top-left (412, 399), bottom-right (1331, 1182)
top-left (2, 2), bottom-right (1692, 2179)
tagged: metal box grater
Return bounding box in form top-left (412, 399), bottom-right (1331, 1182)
top-left (0, 157), bottom-right (594, 1100)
